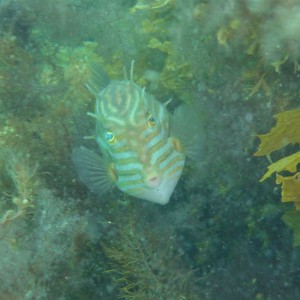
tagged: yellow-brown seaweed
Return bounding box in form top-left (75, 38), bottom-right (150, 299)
top-left (255, 109), bottom-right (300, 210)
top-left (260, 151), bottom-right (300, 182)
top-left (276, 173), bottom-right (300, 210)
top-left (254, 109), bottom-right (300, 157)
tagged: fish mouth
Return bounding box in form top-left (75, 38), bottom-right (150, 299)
top-left (147, 176), bottom-right (161, 188)
top-left (143, 171), bottom-right (162, 188)
top-left (136, 175), bottom-right (179, 205)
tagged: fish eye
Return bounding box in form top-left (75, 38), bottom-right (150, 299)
top-left (105, 130), bottom-right (115, 143)
top-left (147, 114), bottom-right (156, 127)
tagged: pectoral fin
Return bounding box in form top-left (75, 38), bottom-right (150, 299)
top-left (72, 146), bottom-right (116, 195)
top-left (170, 105), bottom-right (204, 161)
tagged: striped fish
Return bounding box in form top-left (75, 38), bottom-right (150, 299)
top-left (72, 62), bottom-right (203, 204)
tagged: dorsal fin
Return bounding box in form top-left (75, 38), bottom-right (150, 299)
top-left (85, 64), bottom-right (110, 97)
top-left (123, 60), bottom-right (135, 81)
top-left (164, 98), bottom-right (172, 107)
top-left (123, 65), bottom-right (128, 80)
top-left (130, 60), bottom-right (134, 81)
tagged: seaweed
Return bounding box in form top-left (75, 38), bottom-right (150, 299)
top-left (1, 152), bottom-right (38, 225)
top-left (255, 108), bottom-right (300, 247)
top-left (102, 219), bottom-right (198, 300)
top-left (254, 109), bottom-right (300, 206)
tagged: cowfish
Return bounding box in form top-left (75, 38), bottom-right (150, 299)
top-left (72, 62), bottom-right (204, 205)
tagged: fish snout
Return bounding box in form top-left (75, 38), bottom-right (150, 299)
top-left (143, 169), bottom-right (162, 188)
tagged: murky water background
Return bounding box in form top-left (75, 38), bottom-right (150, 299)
top-left (1, 1), bottom-right (300, 299)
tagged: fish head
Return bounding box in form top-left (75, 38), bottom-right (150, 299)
top-left (95, 81), bottom-right (185, 204)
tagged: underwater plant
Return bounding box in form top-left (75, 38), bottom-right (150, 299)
top-left (255, 108), bottom-right (300, 246)
top-left (1, 152), bottom-right (38, 225)
top-left (254, 109), bottom-right (300, 209)
top-left (102, 219), bottom-right (198, 300)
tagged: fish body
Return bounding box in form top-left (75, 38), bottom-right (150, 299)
top-left (72, 63), bottom-right (203, 204)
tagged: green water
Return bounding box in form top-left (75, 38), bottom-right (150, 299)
top-left (0, 0), bottom-right (299, 299)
